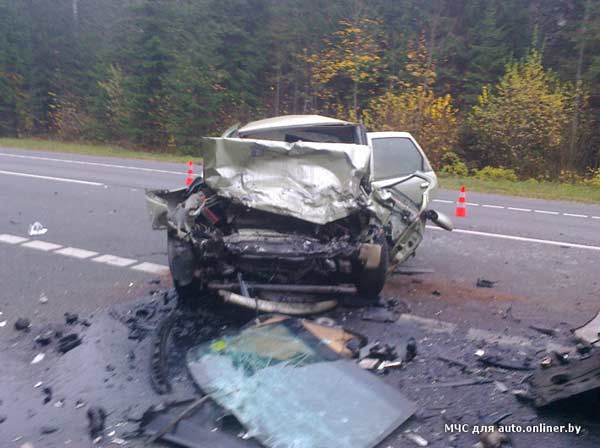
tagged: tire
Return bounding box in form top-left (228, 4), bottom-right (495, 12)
top-left (167, 234), bottom-right (201, 309)
top-left (354, 238), bottom-right (389, 299)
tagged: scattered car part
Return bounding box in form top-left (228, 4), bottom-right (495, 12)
top-left (476, 278), bottom-right (497, 288)
top-left (57, 333), bottom-right (82, 354)
top-left (15, 318), bottom-right (30, 331)
top-left (87, 406), bottom-right (107, 439)
top-left (529, 349), bottom-right (600, 407)
top-left (218, 290), bottom-right (338, 315)
top-left (573, 310), bottom-right (600, 345)
top-left (186, 316), bottom-right (416, 448)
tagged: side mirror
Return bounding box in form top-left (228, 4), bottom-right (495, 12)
top-left (423, 210), bottom-right (453, 231)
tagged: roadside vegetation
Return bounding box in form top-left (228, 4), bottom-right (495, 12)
top-left (0, 1), bottom-right (598, 186)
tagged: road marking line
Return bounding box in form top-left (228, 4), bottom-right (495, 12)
top-left (92, 254), bottom-right (137, 267)
top-left (0, 169), bottom-right (104, 186)
top-left (481, 204), bottom-right (504, 209)
top-left (131, 262), bottom-right (169, 275)
top-left (54, 247), bottom-right (99, 259)
top-left (0, 152), bottom-right (186, 175)
top-left (0, 234), bottom-right (29, 244)
top-left (534, 210), bottom-right (559, 215)
top-left (428, 226), bottom-right (600, 252)
top-left (433, 199), bottom-right (453, 204)
top-left (563, 213), bottom-right (588, 218)
top-left (466, 202), bottom-right (479, 206)
top-left (21, 240), bottom-right (62, 251)
top-left (593, 216), bottom-right (600, 220)
top-left (507, 207), bottom-right (531, 212)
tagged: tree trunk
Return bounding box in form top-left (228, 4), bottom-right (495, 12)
top-left (566, 0), bottom-right (591, 170)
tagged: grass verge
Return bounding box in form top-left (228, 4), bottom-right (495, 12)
top-left (440, 175), bottom-right (600, 204)
top-left (0, 137), bottom-right (194, 163)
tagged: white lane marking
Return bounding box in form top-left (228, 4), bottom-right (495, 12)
top-left (21, 240), bottom-right (62, 251)
top-left (92, 254), bottom-right (137, 267)
top-left (481, 204), bottom-right (504, 209)
top-left (0, 169), bottom-right (104, 186)
top-left (54, 247), bottom-right (99, 259)
top-left (534, 209), bottom-right (559, 215)
top-left (0, 152), bottom-right (186, 175)
top-left (563, 213), bottom-right (588, 218)
top-left (428, 226), bottom-right (600, 252)
top-left (593, 216), bottom-right (600, 220)
top-left (131, 262), bottom-right (169, 275)
top-left (433, 199), bottom-right (453, 204)
top-left (0, 234), bottom-right (29, 244)
top-left (466, 202), bottom-right (479, 206)
top-left (507, 207), bottom-right (531, 212)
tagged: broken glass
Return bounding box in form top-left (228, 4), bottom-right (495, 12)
top-left (187, 318), bottom-right (416, 448)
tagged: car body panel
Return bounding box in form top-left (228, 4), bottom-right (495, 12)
top-left (367, 132), bottom-right (438, 209)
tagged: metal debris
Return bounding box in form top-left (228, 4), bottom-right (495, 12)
top-left (57, 333), bottom-right (82, 354)
top-left (15, 318), bottom-right (31, 331)
top-left (31, 353), bottom-right (45, 364)
top-left (573, 310), bottom-right (600, 345)
top-left (404, 431), bottom-right (429, 446)
top-left (87, 406), bottom-right (107, 439)
top-left (476, 278), bottom-right (497, 288)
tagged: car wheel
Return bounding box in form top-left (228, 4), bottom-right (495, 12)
top-left (167, 234), bottom-right (201, 309)
top-left (354, 238), bottom-right (389, 299)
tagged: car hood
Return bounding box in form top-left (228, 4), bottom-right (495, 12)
top-left (201, 137), bottom-right (371, 225)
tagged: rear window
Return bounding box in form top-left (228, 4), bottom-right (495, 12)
top-left (371, 137), bottom-right (424, 180)
top-left (239, 125), bottom-right (358, 144)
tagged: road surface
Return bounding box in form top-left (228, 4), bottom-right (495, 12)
top-left (1, 146), bottom-right (599, 447)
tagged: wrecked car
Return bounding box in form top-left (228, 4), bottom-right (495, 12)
top-left (146, 115), bottom-right (452, 308)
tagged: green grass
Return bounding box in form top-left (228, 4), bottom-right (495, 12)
top-left (440, 175), bottom-right (600, 204)
top-left (0, 137), bottom-right (195, 163)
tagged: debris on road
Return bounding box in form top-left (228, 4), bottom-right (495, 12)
top-left (186, 315), bottom-right (417, 448)
top-left (30, 353), bottom-right (45, 364)
top-left (476, 277), bottom-right (497, 288)
top-left (475, 349), bottom-right (534, 371)
top-left (361, 306), bottom-right (398, 323)
top-left (528, 324), bottom-right (557, 336)
top-left (15, 317), bottom-right (31, 331)
top-left (28, 221), bottom-right (48, 236)
top-left (477, 428), bottom-right (510, 448)
top-left (87, 406), bottom-right (107, 440)
top-left (404, 431), bottom-right (429, 446)
top-left (57, 333), bottom-right (82, 354)
top-left (39, 293), bottom-right (48, 304)
top-left (573, 310), bottom-right (600, 345)
top-left (529, 348), bottom-right (600, 408)
top-left (64, 312), bottom-right (79, 325)
top-left (393, 266), bottom-right (435, 275)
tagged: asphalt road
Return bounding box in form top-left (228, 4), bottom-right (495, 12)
top-left (1, 146), bottom-right (599, 323)
top-left (1, 146), bottom-right (600, 447)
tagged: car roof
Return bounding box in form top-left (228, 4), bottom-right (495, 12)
top-left (238, 115), bottom-right (354, 133)
top-left (367, 131), bottom-right (414, 139)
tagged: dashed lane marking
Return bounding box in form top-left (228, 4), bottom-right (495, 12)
top-left (131, 262), bottom-right (170, 275)
top-left (92, 254), bottom-right (137, 267)
top-left (563, 213), bottom-right (588, 218)
top-left (0, 169), bottom-right (104, 186)
top-left (0, 233), bottom-right (168, 275)
top-left (21, 240), bottom-right (63, 251)
top-left (0, 152), bottom-right (185, 175)
top-left (428, 226), bottom-right (600, 252)
top-left (434, 198), bottom-right (599, 221)
top-left (0, 234), bottom-right (28, 244)
top-left (54, 247), bottom-right (99, 259)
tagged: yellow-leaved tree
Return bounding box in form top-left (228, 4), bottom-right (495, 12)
top-left (302, 17), bottom-right (383, 120)
top-left (363, 36), bottom-right (458, 169)
top-left (467, 50), bottom-right (575, 177)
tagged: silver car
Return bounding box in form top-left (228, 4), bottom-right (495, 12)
top-left (146, 115), bottom-right (452, 310)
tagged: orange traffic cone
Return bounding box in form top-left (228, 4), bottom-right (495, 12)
top-left (185, 160), bottom-right (194, 186)
top-left (455, 185), bottom-right (467, 217)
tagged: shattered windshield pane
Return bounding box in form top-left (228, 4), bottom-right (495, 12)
top-left (187, 318), bottom-right (416, 448)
